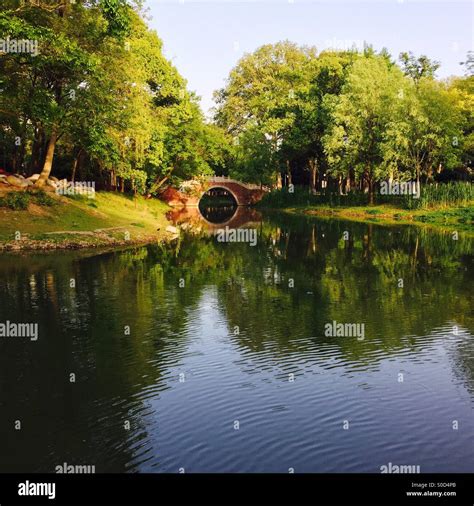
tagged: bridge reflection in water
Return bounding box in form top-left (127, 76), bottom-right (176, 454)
top-left (166, 205), bottom-right (263, 232)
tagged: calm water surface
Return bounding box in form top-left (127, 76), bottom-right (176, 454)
top-left (0, 210), bottom-right (473, 473)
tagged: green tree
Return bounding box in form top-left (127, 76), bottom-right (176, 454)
top-left (399, 51), bottom-right (440, 85)
top-left (323, 56), bottom-right (406, 203)
top-left (385, 77), bottom-right (464, 185)
top-left (214, 41), bottom-right (317, 187)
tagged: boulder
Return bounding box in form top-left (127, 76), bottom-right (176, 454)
top-left (51, 176), bottom-right (59, 183)
top-left (165, 225), bottom-right (179, 235)
top-left (46, 179), bottom-right (57, 188)
top-left (27, 174), bottom-right (40, 182)
top-left (7, 175), bottom-right (28, 188)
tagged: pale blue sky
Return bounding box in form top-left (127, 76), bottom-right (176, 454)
top-left (145, 0), bottom-right (474, 115)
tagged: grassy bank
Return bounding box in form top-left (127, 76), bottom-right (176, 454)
top-left (280, 204), bottom-right (474, 232)
top-left (258, 183), bottom-right (474, 232)
top-left (0, 190), bottom-right (173, 251)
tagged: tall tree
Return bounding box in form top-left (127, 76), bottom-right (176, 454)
top-left (323, 56), bottom-right (406, 203)
top-left (399, 51), bottom-right (440, 85)
top-left (214, 41), bottom-right (318, 187)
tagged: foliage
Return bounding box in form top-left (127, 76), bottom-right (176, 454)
top-left (399, 51), bottom-right (440, 84)
top-left (406, 181), bottom-right (474, 209)
top-left (216, 42), bottom-right (473, 201)
top-left (30, 189), bottom-right (56, 206)
top-left (0, 191), bottom-right (31, 210)
top-left (259, 187), bottom-right (369, 208)
top-left (0, 1), bottom-right (229, 196)
top-left (323, 56), bottom-right (406, 202)
top-left (260, 182), bottom-right (474, 210)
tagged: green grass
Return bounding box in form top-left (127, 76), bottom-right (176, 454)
top-left (31, 189), bottom-right (56, 207)
top-left (284, 204), bottom-right (474, 233)
top-left (258, 182), bottom-right (473, 233)
top-left (0, 189), bottom-right (58, 210)
top-left (0, 191), bottom-right (171, 246)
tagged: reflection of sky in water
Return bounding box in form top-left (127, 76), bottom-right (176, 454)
top-left (0, 216), bottom-right (473, 473)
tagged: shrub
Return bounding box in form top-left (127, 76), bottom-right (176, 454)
top-left (31, 190), bottom-right (55, 207)
top-left (0, 192), bottom-right (31, 210)
top-left (259, 182), bottom-right (473, 210)
top-left (258, 187), bottom-right (369, 208)
top-left (378, 182), bottom-right (473, 210)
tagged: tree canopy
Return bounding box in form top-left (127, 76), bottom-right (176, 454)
top-left (0, 0), bottom-right (230, 194)
top-left (1, 6), bottom-right (472, 198)
top-left (215, 42), bottom-right (472, 198)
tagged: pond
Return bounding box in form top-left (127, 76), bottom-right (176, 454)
top-left (0, 209), bottom-right (473, 473)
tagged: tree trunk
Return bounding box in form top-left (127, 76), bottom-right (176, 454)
top-left (362, 169), bottom-right (369, 194)
top-left (416, 165), bottom-right (421, 197)
top-left (309, 159), bottom-right (317, 193)
top-left (427, 165), bottom-right (433, 183)
top-left (110, 169), bottom-right (116, 191)
top-left (286, 160), bottom-right (292, 187)
top-left (36, 127), bottom-right (58, 187)
top-left (345, 176), bottom-right (351, 194)
top-left (71, 149), bottom-right (84, 183)
top-left (276, 173), bottom-right (282, 189)
top-left (368, 175), bottom-right (374, 205)
top-left (149, 175), bottom-right (170, 195)
top-left (30, 126), bottom-right (45, 174)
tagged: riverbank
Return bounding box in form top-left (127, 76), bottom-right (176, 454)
top-left (0, 190), bottom-right (173, 251)
top-left (280, 204), bottom-right (474, 232)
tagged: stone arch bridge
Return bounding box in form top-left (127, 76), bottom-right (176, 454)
top-left (160, 177), bottom-right (267, 207)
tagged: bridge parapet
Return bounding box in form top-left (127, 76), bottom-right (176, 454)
top-left (206, 176), bottom-right (263, 191)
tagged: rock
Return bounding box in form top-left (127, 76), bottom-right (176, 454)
top-left (51, 176), bottom-right (59, 183)
top-left (165, 225), bottom-right (179, 234)
top-left (7, 175), bottom-right (28, 188)
top-left (46, 179), bottom-right (57, 188)
top-left (27, 174), bottom-right (40, 182)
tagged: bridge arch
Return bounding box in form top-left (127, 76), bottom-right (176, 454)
top-left (161, 177), bottom-right (266, 208)
top-left (199, 185), bottom-right (242, 207)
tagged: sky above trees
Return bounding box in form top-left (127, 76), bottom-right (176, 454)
top-left (146, 0), bottom-right (473, 115)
